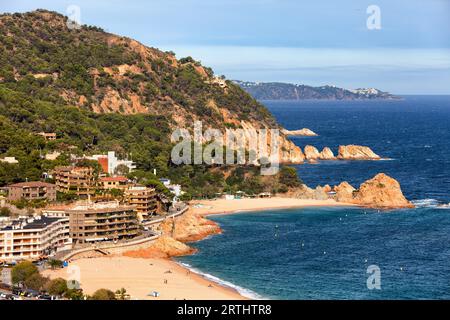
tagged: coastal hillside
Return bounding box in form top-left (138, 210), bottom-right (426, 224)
top-left (0, 10), bottom-right (302, 197)
top-left (234, 81), bottom-right (400, 100)
top-left (0, 10), bottom-right (276, 127)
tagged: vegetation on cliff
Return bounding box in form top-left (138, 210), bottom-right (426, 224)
top-left (0, 10), bottom-right (302, 196)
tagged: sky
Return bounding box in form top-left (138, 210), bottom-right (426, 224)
top-left (2, 0), bottom-right (450, 94)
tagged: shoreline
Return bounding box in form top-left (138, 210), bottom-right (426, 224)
top-left (170, 197), bottom-right (357, 299)
top-left (44, 197), bottom-right (356, 300)
top-left (190, 197), bottom-right (356, 217)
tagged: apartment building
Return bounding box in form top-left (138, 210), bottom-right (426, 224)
top-left (125, 186), bottom-right (157, 221)
top-left (0, 216), bottom-right (71, 263)
top-left (67, 202), bottom-right (139, 247)
top-left (54, 166), bottom-right (96, 199)
top-left (99, 176), bottom-right (129, 191)
top-left (7, 181), bottom-right (57, 202)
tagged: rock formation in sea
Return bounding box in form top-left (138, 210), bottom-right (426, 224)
top-left (335, 173), bottom-right (413, 208)
top-left (282, 128), bottom-right (318, 136)
top-left (319, 147), bottom-right (336, 160)
top-left (352, 173), bottom-right (414, 208)
top-left (304, 145), bottom-right (321, 160)
top-left (337, 145), bottom-right (381, 160)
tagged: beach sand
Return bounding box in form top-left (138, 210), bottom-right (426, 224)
top-left (43, 197), bottom-right (354, 300)
top-left (42, 256), bottom-right (245, 300)
top-left (191, 197), bottom-right (354, 216)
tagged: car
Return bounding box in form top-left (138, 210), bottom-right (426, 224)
top-left (0, 293), bottom-right (7, 299)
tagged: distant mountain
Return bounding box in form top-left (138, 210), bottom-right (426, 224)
top-left (233, 81), bottom-right (401, 101)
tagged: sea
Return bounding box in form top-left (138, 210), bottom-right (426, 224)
top-left (176, 96), bottom-right (450, 299)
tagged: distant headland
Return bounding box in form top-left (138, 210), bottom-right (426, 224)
top-left (234, 80), bottom-right (401, 101)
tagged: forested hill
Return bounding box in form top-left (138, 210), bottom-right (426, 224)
top-left (0, 10), bottom-right (276, 128)
top-left (0, 10), bottom-right (301, 198)
top-left (234, 81), bottom-right (400, 100)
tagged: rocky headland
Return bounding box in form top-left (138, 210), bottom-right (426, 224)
top-left (123, 211), bottom-right (222, 259)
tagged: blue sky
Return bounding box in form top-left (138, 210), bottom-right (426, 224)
top-left (2, 0), bottom-right (450, 94)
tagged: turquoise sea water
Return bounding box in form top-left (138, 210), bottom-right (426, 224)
top-left (177, 96), bottom-right (450, 299)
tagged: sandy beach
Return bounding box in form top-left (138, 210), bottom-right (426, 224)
top-left (191, 197), bottom-right (354, 216)
top-left (42, 197), bottom-right (354, 300)
top-left (43, 256), bottom-right (246, 300)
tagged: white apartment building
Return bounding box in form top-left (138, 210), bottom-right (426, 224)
top-left (0, 215), bottom-right (71, 263)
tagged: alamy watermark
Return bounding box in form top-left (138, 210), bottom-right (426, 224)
top-left (66, 264), bottom-right (81, 290)
top-left (66, 5), bottom-right (81, 30)
top-left (171, 121), bottom-right (280, 175)
top-left (367, 5), bottom-right (381, 30)
top-left (366, 264), bottom-right (381, 290)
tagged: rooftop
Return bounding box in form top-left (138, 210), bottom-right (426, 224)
top-left (69, 201), bottom-right (135, 212)
top-left (8, 181), bottom-right (55, 188)
top-left (0, 216), bottom-right (66, 232)
top-left (99, 176), bottom-right (128, 182)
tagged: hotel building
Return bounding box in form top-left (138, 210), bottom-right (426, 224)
top-left (7, 181), bottom-right (57, 202)
top-left (99, 176), bottom-right (129, 191)
top-left (54, 166), bottom-right (96, 199)
top-left (0, 216), bottom-right (71, 263)
top-left (125, 186), bottom-right (158, 221)
top-left (67, 202), bottom-right (139, 247)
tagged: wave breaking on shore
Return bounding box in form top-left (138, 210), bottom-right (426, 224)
top-left (176, 261), bottom-right (266, 300)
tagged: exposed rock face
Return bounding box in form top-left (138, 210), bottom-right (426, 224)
top-left (160, 211), bottom-right (222, 242)
top-left (313, 186), bottom-right (329, 200)
top-left (123, 236), bottom-right (195, 259)
top-left (334, 182), bottom-right (356, 202)
top-left (292, 185), bottom-right (328, 200)
top-left (319, 147), bottom-right (336, 160)
top-left (282, 128), bottom-right (318, 136)
top-left (334, 174), bottom-right (413, 208)
top-left (352, 173), bottom-right (413, 208)
top-left (322, 184), bottom-right (332, 193)
top-left (304, 145), bottom-right (321, 160)
top-left (241, 121), bottom-right (305, 164)
top-left (337, 145), bottom-right (381, 160)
